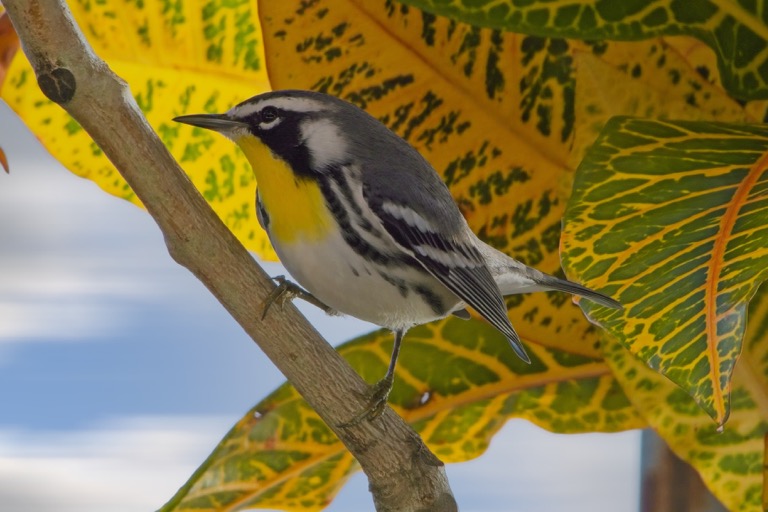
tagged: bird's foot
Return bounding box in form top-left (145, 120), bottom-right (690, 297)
top-left (338, 374), bottom-right (395, 427)
top-left (261, 275), bottom-right (337, 319)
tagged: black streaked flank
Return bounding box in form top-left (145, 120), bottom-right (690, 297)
top-left (329, 168), bottom-right (362, 214)
top-left (377, 271), bottom-right (409, 299)
top-left (413, 284), bottom-right (445, 316)
top-left (316, 171), bottom-right (452, 316)
top-left (328, 169), bottom-right (376, 233)
top-left (255, 189), bottom-right (270, 231)
top-left (316, 174), bottom-right (417, 269)
top-left (374, 271), bottom-right (448, 317)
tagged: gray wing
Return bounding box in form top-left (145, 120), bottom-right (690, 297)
top-left (338, 104), bottom-right (531, 360)
top-left (366, 192), bottom-right (531, 364)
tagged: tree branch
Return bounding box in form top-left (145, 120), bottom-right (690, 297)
top-left (2, 1), bottom-right (456, 510)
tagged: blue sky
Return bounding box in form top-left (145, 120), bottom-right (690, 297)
top-left (0, 101), bottom-right (640, 511)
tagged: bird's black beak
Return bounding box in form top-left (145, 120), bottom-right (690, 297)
top-left (172, 113), bottom-right (248, 132)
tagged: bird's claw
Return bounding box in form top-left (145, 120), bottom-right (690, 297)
top-left (261, 276), bottom-right (338, 320)
top-left (261, 275), bottom-right (293, 320)
top-left (338, 375), bottom-right (394, 428)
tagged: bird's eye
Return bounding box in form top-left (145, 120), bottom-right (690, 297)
top-left (261, 107), bottom-right (278, 123)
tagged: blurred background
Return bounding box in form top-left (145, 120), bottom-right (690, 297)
top-left (0, 101), bottom-right (640, 511)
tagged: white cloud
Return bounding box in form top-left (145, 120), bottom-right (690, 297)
top-left (0, 417), bottom-right (237, 512)
top-left (448, 422), bottom-right (641, 512)
top-left (0, 300), bottom-right (117, 341)
top-left (0, 418), bottom-right (640, 512)
top-left (0, 267), bottom-right (151, 299)
top-left (0, 155), bottom-right (181, 347)
top-left (0, 261), bottom-right (163, 344)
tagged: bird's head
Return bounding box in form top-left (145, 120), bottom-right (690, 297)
top-left (173, 90), bottom-right (355, 177)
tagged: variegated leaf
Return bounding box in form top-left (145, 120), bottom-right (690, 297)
top-left (601, 281), bottom-right (768, 512)
top-left (401, 0), bottom-right (768, 101)
top-left (160, 317), bottom-right (644, 511)
top-left (562, 117), bottom-right (768, 426)
top-left (257, 0), bottom-right (758, 358)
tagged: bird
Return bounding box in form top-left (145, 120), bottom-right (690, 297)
top-left (174, 89), bottom-right (621, 424)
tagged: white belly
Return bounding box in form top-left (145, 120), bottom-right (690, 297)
top-left (272, 230), bottom-right (461, 331)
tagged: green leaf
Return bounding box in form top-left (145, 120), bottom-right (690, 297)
top-left (161, 317), bottom-right (644, 511)
top-left (601, 281), bottom-right (768, 511)
top-left (562, 116), bottom-right (768, 426)
top-left (401, 0), bottom-right (768, 101)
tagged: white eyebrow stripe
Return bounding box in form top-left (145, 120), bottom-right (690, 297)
top-left (228, 97), bottom-right (331, 118)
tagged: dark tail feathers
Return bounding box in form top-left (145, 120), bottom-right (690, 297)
top-left (537, 275), bottom-right (622, 310)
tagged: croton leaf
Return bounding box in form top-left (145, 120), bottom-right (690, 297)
top-left (0, 9), bottom-right (19, 175)
top-left (0, 11), bottom-right (18, 90)
top-left (0, 0), bottom-right (275, 256)
top-left (602, 280), bottom-right (768, 512)
top-left (255, 0), bottom-right (761, 359)
top-left (562, 116), bottom-right (768, 426)
top-left (160, 317), bottom-right (644, 511)
top-left (0, 145), bottom-right (7, 173)
top-left (400, 0), bottom-right (768, 101)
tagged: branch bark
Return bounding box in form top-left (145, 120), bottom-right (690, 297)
top-left (2, 1), bottom-right (456, 510)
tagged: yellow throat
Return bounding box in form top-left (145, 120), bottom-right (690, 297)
top-left (236, 135), bottom-right (333, 243)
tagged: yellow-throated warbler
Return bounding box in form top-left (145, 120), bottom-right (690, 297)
top-left (175, 90), bottom-right (621, 422)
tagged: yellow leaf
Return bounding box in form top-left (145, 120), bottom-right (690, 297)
top-left (0, 1), bottom-right (275, 256)
top-left (570, 37), bottom-right (756, 169)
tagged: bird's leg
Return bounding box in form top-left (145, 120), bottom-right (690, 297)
top-left (339, 329), bottom-right (405, 427)
top-left (261, 275), bottom-right (338, 320)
